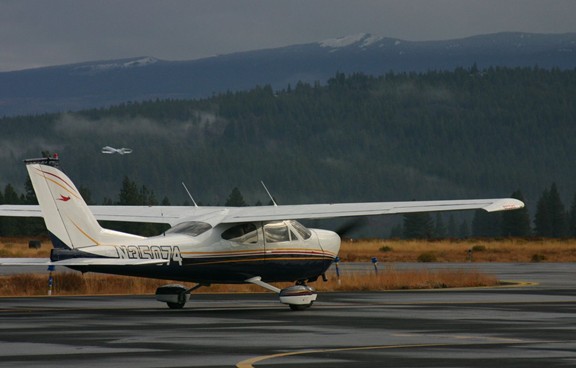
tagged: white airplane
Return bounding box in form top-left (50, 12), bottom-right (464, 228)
top-left (0, 157), bottom-right (524, 310)
top-left (101, 146), bottom-right (133, 155)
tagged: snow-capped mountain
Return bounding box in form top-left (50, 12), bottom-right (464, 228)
top-left (71, 57), bottom-right (160, 75)
top-left (1, 32), bottom-right (575, 117)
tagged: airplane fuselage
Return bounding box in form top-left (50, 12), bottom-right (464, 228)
top-left (57, 220), bottom-right (340, 284)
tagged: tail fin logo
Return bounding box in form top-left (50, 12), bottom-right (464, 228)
top-left (58, 194), bottom-right (71, 202)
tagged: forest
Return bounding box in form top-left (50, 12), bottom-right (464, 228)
top-left (1, 66), bottom-right (576, 238)
top-left (0, 176), bottom-right (572, 240)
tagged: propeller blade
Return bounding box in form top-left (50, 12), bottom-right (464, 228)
top-left (335, 218), bottom-right (368, 237)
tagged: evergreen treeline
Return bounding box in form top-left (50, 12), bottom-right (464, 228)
top-left (2, 178), bottom-right (576, 240)
top-left (1, 67), bottom-right (576, 238)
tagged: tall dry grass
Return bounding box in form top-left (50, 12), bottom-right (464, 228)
top-left (0, 237), bottom-right (51, 258)
top-left (0, 268), bottom-right (498, 297)
top-left (323, 268), bottom-right (498, 291)
top-left (339, 238), bottom-right (576, 262)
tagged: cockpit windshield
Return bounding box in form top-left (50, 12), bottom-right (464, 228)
top-left (289, 220), bottom-right (312, 240)
top-left (262, 220), bottom-right (312, 243)
top-left (165, 221), bottom-right (212, 237)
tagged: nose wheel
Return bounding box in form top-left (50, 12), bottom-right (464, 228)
top-left (246, 277), bottom-right (317, 311)
top-left (280, 284), bottom-right (317, 310)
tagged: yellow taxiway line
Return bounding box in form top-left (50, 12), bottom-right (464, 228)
top-left (236, 339), bottom-right (542, 368)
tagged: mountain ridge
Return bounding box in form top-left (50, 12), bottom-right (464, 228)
top-left (1, 32), bottom-right (575, 117)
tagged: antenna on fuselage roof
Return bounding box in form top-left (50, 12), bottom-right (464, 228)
top-left (260, 181), bottom-right (278, 207)
top-left (181, 182), bottom-right (199, 208)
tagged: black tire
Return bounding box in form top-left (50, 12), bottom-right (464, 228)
top-left (289, 302), bottom-right (312, 311)
top-left (167, 302), bottom-right (185, 309)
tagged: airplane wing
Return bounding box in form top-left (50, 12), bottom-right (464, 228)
top-left (0, 257), bottom-right (168, 266)
top-left (0, 198), bottom-right (523, 226)
top-left (219, 198), bottom-right (524, 223)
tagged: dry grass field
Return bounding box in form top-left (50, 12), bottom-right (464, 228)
top-left (1, 236), bottom-right (573, 297)
top-left (0, 268), bottom-right (498, 297)
top-left (0, 237), bottom-right (51, 258)
top-left (339, 238), bottom-right (576, 263)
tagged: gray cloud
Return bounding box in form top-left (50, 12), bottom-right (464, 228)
top-left (1, 0), bottom-right (575, 72)
top-left (54, 112), bottom-right (228, 145)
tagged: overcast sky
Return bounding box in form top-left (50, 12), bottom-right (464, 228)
top-left (1, 0), bottom-right (575, 72)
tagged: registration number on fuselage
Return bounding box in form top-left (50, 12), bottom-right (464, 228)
top-left (116, 245), bottom-right (183, 265)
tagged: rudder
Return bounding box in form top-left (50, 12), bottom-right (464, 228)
top-left (25, 157), bottom-right (142, 249)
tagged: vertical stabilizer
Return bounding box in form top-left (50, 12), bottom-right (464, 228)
top-left (25, 157), bottom-right (142, 249)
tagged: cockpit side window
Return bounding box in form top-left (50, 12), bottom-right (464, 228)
top-left (222, 223), bottom-right (259, 244)
top-left (264, 222), bottom-right (290, 243)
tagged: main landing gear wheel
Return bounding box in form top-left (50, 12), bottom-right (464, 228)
top-left (167, 301), bottom-right (186, 309)
top-left (155, 283), bottom-right (205, 309)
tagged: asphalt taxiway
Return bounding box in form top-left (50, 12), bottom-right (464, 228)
top-left (1, 263), bottom-right (575, 367)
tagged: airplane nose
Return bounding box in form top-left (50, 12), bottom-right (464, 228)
top-left (313, 229), bottom-right (341, 257)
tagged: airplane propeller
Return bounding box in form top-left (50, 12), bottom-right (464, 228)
top-left (335, 218), bottom-right (368, 238)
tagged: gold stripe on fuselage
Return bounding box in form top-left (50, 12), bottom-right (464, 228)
top-left (189, 256), bottom-right (333, 266)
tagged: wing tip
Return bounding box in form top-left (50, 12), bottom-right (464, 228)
top-left (483, 198), bottom-right (525, 212)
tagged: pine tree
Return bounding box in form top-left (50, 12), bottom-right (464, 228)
top-left (434, 213), bottom-right (447, 238)
top-left (458, 220), bottom-right (470, 239)
top-left (447, 215), bottom-right (458, 238)
top-left (0, 186), bottom-right (5, 236)
top-left (23, 177), bottom-right (37, 204)
top-left (534, 188), bottom-right (551, 237)
top-left (472, 210), bottom-right (501, 237)
top-left (113, 177), bottom-right (166, 236)
top-left (225, 187), bottom-right (247, 207)
top-left (548, 184), bottom-right (567, 237)
top-left (3, 184), bottom-right (19, 204)
top-left (403, 212), bottom-right (434, 239)
top-left (534, 183), bottom-right (567, 238)
top-left (501, 190), bottom-right (531, 237)
top-left (139, 185), bottom-right (157, 205)
top-left (0, 184), bottom-right (21, 235)
top-left (78, 185), bottom-right (93, 205)
top-left (20, 178), bottom-right (46, 235)
top-left (118, 177), bottom-right (141, 205)
top-left (568, 193), bottom-right (576, 237)
top-left (389, 224), bottom-right (403, 239)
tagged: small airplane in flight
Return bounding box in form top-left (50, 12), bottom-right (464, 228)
top-left (0, 156), bottom-right (524, 310)
top-left (101, 146), bottom-right (133, 155)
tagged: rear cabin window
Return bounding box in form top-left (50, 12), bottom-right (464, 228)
top-left (165, 221), bottom-right (212, 236)
top-left (221, 223), bottom-right (259, 244)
